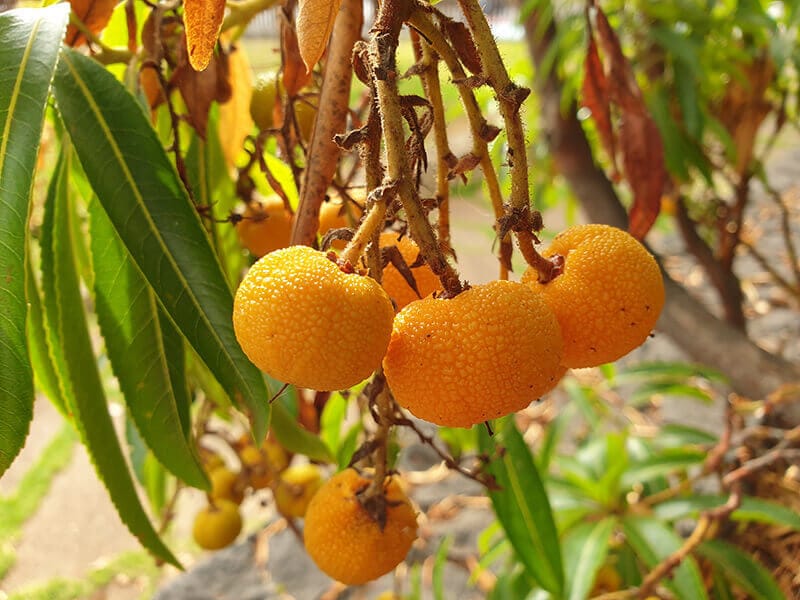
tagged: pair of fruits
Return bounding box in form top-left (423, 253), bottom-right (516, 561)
top-left (236, 194), bottom-right (356, 258)
top-left (233, 224), bottom-right (664, 426)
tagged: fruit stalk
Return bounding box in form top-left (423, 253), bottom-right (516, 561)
top-left (291, 0), bottom-right (362, 246)
top-left (368, 0), bottom-right (463, 297)
top-left (339, 196), bottom-right (387, 267)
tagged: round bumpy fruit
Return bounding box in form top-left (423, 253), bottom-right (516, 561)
top-left (303, 469), bottom-right (417, 585)
top-left (521, 224), bottom-right (665, 368)
top-left (383, 280), bottom-right (565, 428)
top-left (274, 464), bottom-right (324, 518)
top-left (233, 245), bottom-right (395, 391)
top-left (192, 499), bottom-right (243, 550)
top-left (379, 231), bottom-right (441, 310)
top-left (235, 196), bottom-right (293, 258)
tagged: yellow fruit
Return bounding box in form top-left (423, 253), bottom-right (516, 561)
top-left (233, 245), bottom-right (395, 390)
top-left (274, 464), bottom-right (324, 518)
top-left (262, 435), bottom-right (291, 472)
top-left (383, 280), bottom-right (565, 428)
top-left (209, 466), bottom-right (244, 504)
top-left (240, 445), bottom-right (273, 490)
top-left (303, 468), bottom-right (417, 585)
top-left (236, 196), bottom-right (293, 258)
top-left (591, 564), bottom-right (622, 594)
top-left (380, 231), bottom-right (442, 311)
top-left (192, 499), bottom-right (243, 550)
top-left (295, 98), bottom-right (316, 142)
top-left (521, 224), bottom-right (665, 368)
top-left (250, 73), bottom-right (280, 131)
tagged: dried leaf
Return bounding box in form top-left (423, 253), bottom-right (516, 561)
top-left (218, 42), bottom-right (254, 167)
top-left (296, 0), bottom-right (343, 73)
top-left (282, 17), bottom-right (313, 96)
top-left (183, 0), bottom-right (225, 71)
top-left (443, 19), bottom-right (482, 75)
top-left (65, 0), bottom-right (118, 46)
top-left (623, 112), bottom-right (665, 240)
top-left (581, 34), bottom-right (618, 179)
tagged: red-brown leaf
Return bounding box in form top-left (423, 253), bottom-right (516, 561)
top-left (183, 0), bottom-right (225, 71)
top-left (582, 33), bottom-right (618, 178)
top-left (621, 110), bottom-right (665, 240)
top-left (443, 19), bottom-right (482, 75)
top-left (282, 20), bottom-right (313, 96)
top-left (592, 5), bottom-right (642, 110)
top-left (296, 0), bottom-right (343, 73)
top-left (65, 0), bottom-right (118, 47)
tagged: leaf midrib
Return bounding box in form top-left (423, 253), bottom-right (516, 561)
top-left (58, 51), bottom-right (258, 403)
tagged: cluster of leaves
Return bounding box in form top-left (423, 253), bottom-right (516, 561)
top-left (464, 364), bottom-right (799, 600)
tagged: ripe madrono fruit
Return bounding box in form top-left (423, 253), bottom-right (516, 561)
top-left (233, 245), bottom-right (395, 391)
top-left (383, 280), bottom-right (565, 428)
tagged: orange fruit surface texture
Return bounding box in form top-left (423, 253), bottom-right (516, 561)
top-left (192, 499), bottom-right (243, 550)
top-left (380, 231), bottom-right (442, 310)
top-left (522, 224), bottom-right (665, 368)
top-left (303, 468), bottom-right (417, 585)
top-left (235, 196), bottom-right (293, 258)
top-left (233, 245), bottom-right (395, 391)
top-left (383, 280), bottom-right (566, 428)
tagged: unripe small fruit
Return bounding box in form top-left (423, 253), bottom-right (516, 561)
top-left (209, 466), bottom-right (244, 504)
top-left (274, 464), bottom-right (324, 518)
top-left (192, 499), bottom-right (243, 550)
top-left (250, 73), bottom-right (280, 131)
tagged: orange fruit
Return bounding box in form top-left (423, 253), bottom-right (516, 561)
top-left (235, 196), bottom-right (293, 258)
top-left (209, 466), bottom-right (245, 504)
top-left (274, 464), bottom-right (324, 518)
top-left (233, 245), bottom-right (395, 390)
top-left (383, 280), bottom-right (565, 428)
top-left (521, 224), bottom-right (665, 368)
top-left (379, 231), bottom-right (441, 310)
top-left (303, 468), bottom-right (417, 585)
top-left (192, 499), bottom-right (243, 550)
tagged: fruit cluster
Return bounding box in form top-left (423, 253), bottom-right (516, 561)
top-left (192, 435), bottom-right (325, 551)
top-left (231, 222), bottom-right (665, 582)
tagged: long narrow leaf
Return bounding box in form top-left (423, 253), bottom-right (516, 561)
top-left (698, 539), bottom-right (785, 600)
top-left (653, 495), bottom-right (800, 530)
top-left (622, 516), bottom-right (708, 600)
top-left (88, 198), bottom-right (208, 490)
top-left (51, 47), bottom-right (270, 440)
top-left (563, 517), bottom-right (616, 600)
top-left (0, 4), bottom-right (69, 476)
top-left (40, 151), bottom-right (180, 567)
top-left (478, 417), bottom-right (564, 596)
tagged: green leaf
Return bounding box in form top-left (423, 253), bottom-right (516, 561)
top-left (40, 151), bottom-right (179, 568)
top-left (653, 424), bottom-right (718, 448)
top-left (432, 535), bottom-right (451, 600)
top-left (616, 361), bottom-right (727, 384)
top-left (653, 495), bottom-right (800, 530)
top-left (0, 4), bottom-right (69, 476)
top-left (630, 381), bottom-right (713, 406)
top-left (271, 399), bottom-right (334, 463)
top-left (698, 539), bottom-right (785, 600)
top-left (563, 517), bottom-right (616, 600)
top-left (478, 417), bottom-right (563, 596)
top-left (320, 392), bottom-right (348, 454)
top-left (621, 449), bottom-right (706, 488)
top-left (88, 198), bottom-right (207, 490)
top-left (158, 305), bottom-right (192, 439)
top-left (25, 258), bottom-right (68, 417)
top-left (622, 516), bottom-right (708, 600)
top-left (51, 47), bottom-right (270, 441)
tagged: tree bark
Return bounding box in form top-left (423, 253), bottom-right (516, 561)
top-left (522, 9), bottom-right (800, 406)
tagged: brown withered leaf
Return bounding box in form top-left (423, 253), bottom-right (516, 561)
top-left (296, 0), bottom-right (343, 73)
top-left (581, 34), bottom-right (618, 179)
top-left (218, 41), bottom-right (254, 167)
top-left (622, 112), bottom-right (665, 241)
top-left (183, 0), bottom-right (225, 71)
top-left (592, 6), bottom-right (643, 111)
top-left (282, 15), bottom-right (313, 96)
top-left (65, 0), bottom-right (118, 47)
top-left (442, 19), bottom-right (482, 75)
top-left (381, 245), bottom-right (422, 299)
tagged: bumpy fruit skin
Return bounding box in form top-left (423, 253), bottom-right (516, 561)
top-left (303, 469), bottom-right (417, 585)
top-left (233, 246), bottom-right (395, 391)
top-left (193, 499), bottom-right (243, 550)
top-left (380, 232), bottom-right (441, 310)
top-left (236, 196), bottom-right (293, 258)
top-left (383, 280), bottom-right (565, 428)
top-left (274, 464), bottom-right (324, 518)
top-left (521, 224), bottom-right (665, 368)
